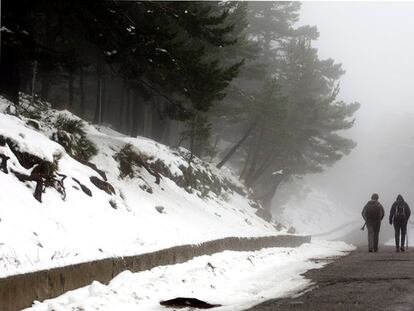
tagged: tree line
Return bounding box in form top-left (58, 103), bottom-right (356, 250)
top-left (0, 1), bottom-right (360, 212)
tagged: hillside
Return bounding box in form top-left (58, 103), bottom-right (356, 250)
top-left (0, 96), bottom-right (280, 277)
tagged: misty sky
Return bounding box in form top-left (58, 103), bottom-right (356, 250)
top-left (285, 2), bottom-right (414, 213)
top-left (300, 1), bottom-right (414, 117)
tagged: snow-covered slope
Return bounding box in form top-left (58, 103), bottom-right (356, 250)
top-left (278, 188), bottom-right (358, 237)
top-left (0, 97), bottom-right (278, 277)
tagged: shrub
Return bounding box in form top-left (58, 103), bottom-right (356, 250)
top-left (55, 115), bottom-right (85, 136)
top-left (114, 144), bottom-right (160, 185)
top-left (20, 109), bottom-right (42, 120)
top-left (114, 144), bottom-right (138, 178)
top-left (114, 144), bottom-right (246, 201)
top-left (51, 115), bottom-right (98, 162)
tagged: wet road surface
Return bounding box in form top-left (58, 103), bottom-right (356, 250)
top-left (246, 227), bottom-right (414, 311)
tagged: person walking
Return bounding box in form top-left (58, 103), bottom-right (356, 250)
top-left (362, 193), bottom-right (385, 252)
top-left (389, 194), bottom-right (411, 252)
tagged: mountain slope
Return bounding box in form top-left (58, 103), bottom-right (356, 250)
top-left (0, 97), bottom-right (279, 277)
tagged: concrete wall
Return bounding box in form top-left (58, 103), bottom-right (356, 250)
top-left (0, 234), bottom-right (310, 311)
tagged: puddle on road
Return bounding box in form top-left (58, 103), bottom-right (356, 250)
top-left (309, 256), bottom-right (342, 264)
top-left (369, 259), bottom-right (412, 262)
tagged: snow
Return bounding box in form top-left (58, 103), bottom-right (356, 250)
top-left (278, 188), bottom-right (358, 239)
top-left (26, 240), bottom-right (354, 311)
top-left (0, 96), bottom-right (279, 277)
top-left (272, 170), bottom-right (283, 176)
top-left (155, 48), bottom-right (168, 53)
top-left (0, 96), bottom-right (357, 310)
top-left (0, 26), bottom-right (13, 33)
top-left (0, 113), bottom-right (64, 163)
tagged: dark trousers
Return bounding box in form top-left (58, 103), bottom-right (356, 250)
top-left (367, 220), bottom-right (381, 251)
top-left (394, 220), bottom-right (407, 249)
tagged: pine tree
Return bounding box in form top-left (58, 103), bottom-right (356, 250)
top-left (0, 1), bottom-right (242, 131)
top-left (0, 0), bottom-right (34, 104)
top-left (250, 39), bottom-right (360, 211)
top-left (210, 2), bottom-right (359, 212)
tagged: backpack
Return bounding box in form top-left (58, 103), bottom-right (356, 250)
top-left (395, 202), bottom-right (406, 220)
top-left (365, 201), bottom-right (381, 220)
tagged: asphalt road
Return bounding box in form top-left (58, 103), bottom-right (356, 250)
top-left (246, 228), bottom-right (414, 311)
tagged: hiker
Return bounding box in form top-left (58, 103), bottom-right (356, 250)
top-left (389, 194), bottom-right (411, 252)
top-left (362, 193), bottom-right (385, 252)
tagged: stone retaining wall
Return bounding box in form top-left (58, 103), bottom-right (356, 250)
top-left (0, 234), bottom-right (310, 311)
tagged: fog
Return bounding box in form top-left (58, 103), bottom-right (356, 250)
top-left (277, 2), bottom-right (414, 227)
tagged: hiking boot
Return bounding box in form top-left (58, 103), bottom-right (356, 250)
top-left (396, 248), bottom-right (400, 252)
top-left (369, 249), bottom-right (373, 252)
top-left (401, 247), bottom-right (405, 252)
top-left (374, 248), bottom-right (378, 252)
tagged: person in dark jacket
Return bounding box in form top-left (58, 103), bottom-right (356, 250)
top-left (389, 194), bottom-right (411, 252)
top-left (362, 193), bottom-right (385, 252)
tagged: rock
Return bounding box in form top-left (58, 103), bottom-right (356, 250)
top-left (72, 178), bottom-right (92, 197)
top-left (155, 206), bottom-right (165, 214)
top-left (274, 222), bottom-right (284, 231)
top-left (26, 120), bottom-right (40, 130)
top-left (206, 262), bottom-right (215, 271)
top-left (0, 154), bottom-right (10, 174)
top-left (90, 176), bottom-right (115, 195)
top-left (77, 159), bottom-right (107, 181)
top-left (109, 199), bottom-right (117, 209)
top-left (5, 105), bottom-right (16, 116)
top-left (160, 297), bottom-right (221, 309)
top-left (0, 135), bottom-right (46, 169)
top-left (287, 226), bottom-right (296, 234)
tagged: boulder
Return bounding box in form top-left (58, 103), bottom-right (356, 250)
top-left (90, 176), bottom-right (115, 195)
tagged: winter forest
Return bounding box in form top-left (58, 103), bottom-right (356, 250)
top-left (1, 1), bottom-right (359, 213)
top-left (11, 1), bottom-right (414, 310)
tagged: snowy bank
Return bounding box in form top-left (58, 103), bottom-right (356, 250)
top-left (26, 240), bottom-right (354, 311)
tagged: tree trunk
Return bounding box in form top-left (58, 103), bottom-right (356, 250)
top-left (209, 134), bottom-right (220, 163)
top-left (216, 122), bottom-right (256, 169)
top-left (79, 67), bottom-right (85, 116)
top-left (93, 59), bottom-right (103, 124)
top-left (239, 135), bottom-right (255, 180)
top-left (118, 83), bottom-right (125, 129)
top-left (188, 116), bottom-right (197, 165)
top-left (245, 150), bottom-right (275, 188)
top-left (260, 173), bottom-right (284, 212)
top-left (31, 60), bottom-right (38, 105)
top-left (40, 74), bottom-right (51, 101)
top-left (125, 88), bottom-right (131, 133)
top-left (68, 70), bottom-right (74, 110)
top-left (0, 43), bottom-right (20, 105)
top-left (160, 118), bottom-right (171, 145)
top-left (243, 123), bottom-right (265, 183)
top-left (263, 9), bottom-right (272, 64)
top-left (38, 17), bottom-right (58, 102)
top-left (131, 91), bottom-right (140, 136)
top-left (101, 76), bottom-right (106, 123)
top-left (143, 104), bottom-right (152, 138)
